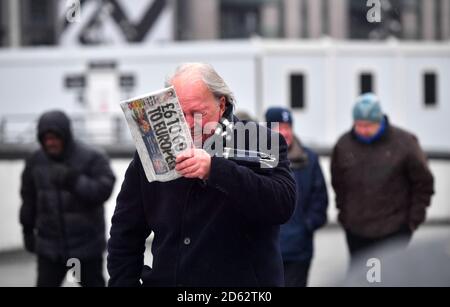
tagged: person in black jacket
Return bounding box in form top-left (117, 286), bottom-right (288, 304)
top-left (265, 107), bottom-right (328, 287)
top-left (20, 110), bottom-right (116, 287)
top-left (107, 63), bottom-right (296, 287)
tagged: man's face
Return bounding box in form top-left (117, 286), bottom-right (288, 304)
top-left (172, 76), bottom-right (226, 143)
top-left (274, 122), bottom-right (293, 147)
top-left (42, 132), bottom-right (64, 157)
top-left (354, 120), bottom-right (381, 138)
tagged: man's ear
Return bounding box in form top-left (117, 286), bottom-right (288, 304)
top-left (219, 96), bottom-right (226, 117)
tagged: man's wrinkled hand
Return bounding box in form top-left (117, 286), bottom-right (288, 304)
top-left (176, 148), bottom-right (211, 180)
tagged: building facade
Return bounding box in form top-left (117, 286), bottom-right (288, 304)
top-left (0, 0), bottom-right (449, 48)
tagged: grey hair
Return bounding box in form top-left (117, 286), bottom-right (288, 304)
top-left (165, 62), bottom-right (236, 106)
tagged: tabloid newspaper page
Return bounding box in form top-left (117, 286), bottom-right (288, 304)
top-left (120, 86), bottom-right (193, 182)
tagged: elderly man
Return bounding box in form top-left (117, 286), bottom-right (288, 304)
top-left (331, 93), bottom-right (434, 261)
top-left (107, 63), bottom-right (296, 287)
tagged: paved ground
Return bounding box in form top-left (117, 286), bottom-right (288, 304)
top-left (0, 224), bottom-right (448, 287)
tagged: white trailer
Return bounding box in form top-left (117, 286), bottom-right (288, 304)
top-left (1, 39), bottom-right (449, 149)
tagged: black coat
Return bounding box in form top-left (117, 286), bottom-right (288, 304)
top-left (331, 118), bottom-right (434, 238)
top-left (107, 117), bottom-right (296, 287)
top-left (280, 141), bottom-right (328, 262)
top-left (20, 111), bottom-right (116, 261)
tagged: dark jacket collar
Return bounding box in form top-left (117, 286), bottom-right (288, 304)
top-left (203, 103), bottom-right (278, 169)
top-left (288, 137), bottom-right (309, 169)
top-left (351, 115), bottom-right (390, 144)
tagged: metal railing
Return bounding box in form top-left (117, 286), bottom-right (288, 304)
top-left (0, 112), bottom-right (132, 145)
top-left (1, 113), bottom-right (450, 160)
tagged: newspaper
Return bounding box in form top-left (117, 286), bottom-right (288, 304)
top-left (120, 86), bottom-right (193, 182)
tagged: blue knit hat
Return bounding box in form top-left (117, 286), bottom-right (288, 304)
top-left (265, 107), bottom-right (293, 125)
top-left (353, 93), bottom-right (383, 122)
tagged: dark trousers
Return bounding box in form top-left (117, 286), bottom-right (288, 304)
top-left (37, 255), bottom-right (105, 287)
top-left (283, 259), bottom-right (311, 287)
top-left (345, 225), bottom-right (413, 261)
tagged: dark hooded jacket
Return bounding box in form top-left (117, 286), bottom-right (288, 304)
top-left (107, 106), bottom-right (296, 287)
top-left (20, 110), bottom-right (116, 261)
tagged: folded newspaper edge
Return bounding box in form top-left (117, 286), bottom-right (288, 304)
top-left (120, 86), bottom-right (193, 182)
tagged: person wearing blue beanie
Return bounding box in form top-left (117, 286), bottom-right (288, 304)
top-left (353, 93), bottom-right (383, 123)
top-left (352, 93), bottom-right (387, 144)
top-left (265, 107), bottom-right (328, 287)
top-left (265, 107), bottom-right (293, 126)
top-left (331, 93), bottom-right (434, 264)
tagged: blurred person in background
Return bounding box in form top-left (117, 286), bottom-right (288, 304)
top-left (234, 110), bottom-right (255, 122)
top-left (331, 93), bottom-right (434, 262)
top-left (20, 110), bottom-right (116, 287)
top-left (266, 107), bottom-right (328, 287)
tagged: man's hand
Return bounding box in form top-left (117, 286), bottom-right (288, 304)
top-left (176, 148), bottom-right (212, 180)
top-left (49, 163), bottom-right (79, 188)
